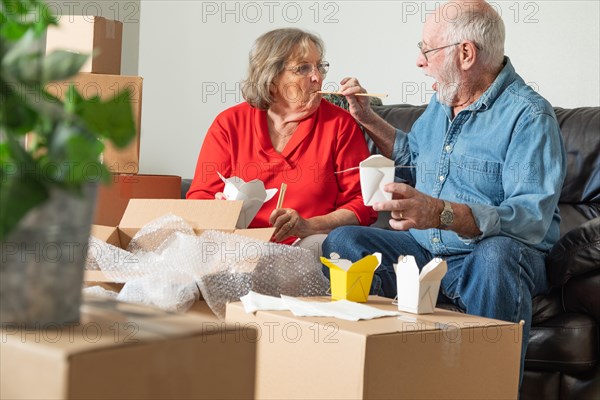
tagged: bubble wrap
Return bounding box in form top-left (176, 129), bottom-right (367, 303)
top-left (85, 214), bottom-right (329, 318)
top-left (196, 231), bottom-right (329, 319)
top-left (83, 285), bottom-right (119, 299)
top-left (127, 213), bottom-right (196, 253)
top-left (117, 271), bottom-right (200, 313)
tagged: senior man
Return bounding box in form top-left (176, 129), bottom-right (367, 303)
top-left (323, 0), bottom-right (566, 379)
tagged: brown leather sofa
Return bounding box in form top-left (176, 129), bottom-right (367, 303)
top-left (371, 104), bottom-right (600, 399)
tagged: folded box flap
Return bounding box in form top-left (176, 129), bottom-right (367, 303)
top-left (320, 257), bottom-right (352, 272)
top-left (394, 255), bottom-right (420, 282)
top-left (90, 224), bottom-right (120, 247)
top-left (359, 154), bottom-right (395, 168)
top-left (233, 228), bottom-right (275, 242)
top-left (321, 252), bottom-right (381, 273)
top-left (119, 199), bottom-right (243, 231)
top-left (350, 252), bottom-right (382, 273)
top-left (419, 258), bottom-right (447, 282)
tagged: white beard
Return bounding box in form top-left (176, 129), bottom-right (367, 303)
top-left (436, 55), bottom-right (463, 106)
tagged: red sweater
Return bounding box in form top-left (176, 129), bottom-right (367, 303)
top-left (187, 100), bottom-right (377, 240)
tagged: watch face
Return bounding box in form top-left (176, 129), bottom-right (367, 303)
top-left (440, 210), bottom-right (454, 226)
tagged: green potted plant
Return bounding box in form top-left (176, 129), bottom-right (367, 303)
top-left (0, 0), bottom-right (136, 326)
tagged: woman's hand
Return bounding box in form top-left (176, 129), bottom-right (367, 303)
top-left (269, 208), bottom-right (309, 242)
top-left (215, 192), bottom-right (227, 200)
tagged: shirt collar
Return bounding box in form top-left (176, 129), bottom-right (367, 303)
top-left (438, 56), bottom-right (517, 116)
top-left (469, 56), bottom-right (515, 111)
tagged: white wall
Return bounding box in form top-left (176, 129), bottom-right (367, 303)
top-left (135, 0), bottom-right (599, 178)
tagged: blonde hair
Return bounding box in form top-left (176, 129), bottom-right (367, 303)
top-left (241, 28), bottom-right (324, 110)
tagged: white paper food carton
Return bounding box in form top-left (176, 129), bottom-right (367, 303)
top-left (218, 173), bottom-right (277, 229)
top-left (359, 155), bottom-right (395, 206)
top-left (394, 255), bottom-right (447, 314)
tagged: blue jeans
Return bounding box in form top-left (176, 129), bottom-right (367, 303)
top-left (322, 226), bottom-right (549, 383)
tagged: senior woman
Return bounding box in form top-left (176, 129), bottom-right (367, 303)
top-left (186, 28), bottom-right (376, 246)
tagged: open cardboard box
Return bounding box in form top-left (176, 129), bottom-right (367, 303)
top-left (85, 199), bottom-right (275, 284)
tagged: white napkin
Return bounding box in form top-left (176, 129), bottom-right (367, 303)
top-left (240, 291), bottom-right (400, 321)
top-left (240, 290), bottom-right (288, 313)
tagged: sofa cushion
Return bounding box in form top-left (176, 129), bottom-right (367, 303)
top-left (520, 370), bottom-right (560, 400)
top-left (555, 107), bottom-right (600, 236)
top-left (564, 270), bottom-right (600, 322)
top-left (554, 107), bottom-right (600, 205)
top-left (526, 313), bottom-right (598, 374)
top-left (531, 289), bottom-right (564, 325)
top-left (546, 217), bottom-right (600, 288)
top-left (371, 104), bottom-right (427, 134)
top-left (560, 368), bottom-right (600, 399)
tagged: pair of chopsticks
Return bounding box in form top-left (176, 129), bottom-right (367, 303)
top-left (317, 91), bottom-right (388, 98)
top-left (276, 183), bottom-right (287, 208)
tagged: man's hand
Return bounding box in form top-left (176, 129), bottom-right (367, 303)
top-left (374, 183), bottom-right (482, 238)
top-left (373, 183), bottom-right (443, 231)
top-left (338, 77), bottom-right (397, 158)
top-left (339, 77), bottom-right (378, 126)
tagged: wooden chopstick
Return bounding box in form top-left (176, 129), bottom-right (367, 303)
top-left (276, 183), bottom-right (287, 208)
top-left (317, 91), bottom-right (388, 98)
top-left (334, 165), bottom-right (417, 174)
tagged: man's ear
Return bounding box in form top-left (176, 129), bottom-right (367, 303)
top-left (459, 41), bottom-right (477, 70)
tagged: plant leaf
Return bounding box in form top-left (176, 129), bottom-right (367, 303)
top-left (45, 122), bottom-right (105, 185)
top-left (0, 165), bottom-right (49, 240)
top-left (42, 50), bottom-right (88, 83)
top-left (70, 87), bottom-right (136, 147)
top-left (1, 29), bottom-right (44, 85)
top-left (0, 79), bottom-right (37, 134)
top-left (0, 19), bottom-right (29, 40)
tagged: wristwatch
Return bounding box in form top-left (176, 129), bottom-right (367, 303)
top-left (439, 200), bottom-right (454, 228)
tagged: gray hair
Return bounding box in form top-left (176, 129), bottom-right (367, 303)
top-left (241, 28), bottom-right (325, 110)
top-left (442, 1), bottom-right (505, 69)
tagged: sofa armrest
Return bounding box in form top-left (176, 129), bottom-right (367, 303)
top-left (181, 179), bottom-right (192, 199)
top-left (546, 217), bottom-right (600, 288)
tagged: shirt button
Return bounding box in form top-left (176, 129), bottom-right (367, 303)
top-left (432, 237), bottom-right (440, 243)
top-left (439, 175), bottom-right (445, 182)
top-left (445, 145), bottom-right (452, 152)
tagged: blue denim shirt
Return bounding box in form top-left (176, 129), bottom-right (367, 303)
top-left (392, 58), bottom-right (566, 255)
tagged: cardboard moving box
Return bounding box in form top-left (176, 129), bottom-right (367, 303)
top-left (45, 16), bottom-right (123, 74)
top-left (1, 296), bottom-right (255, 399)
top-left (47, 73), bottom-right (143, 174)
top-left (90, 199), bottom-right (275, 251)
top-left (226, 296), bottom-right (522, 399)
top-left (94, 174), bottom-right (182, 226)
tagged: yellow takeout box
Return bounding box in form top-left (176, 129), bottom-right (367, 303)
top-left (320, 253), bottom-right (382, 302)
